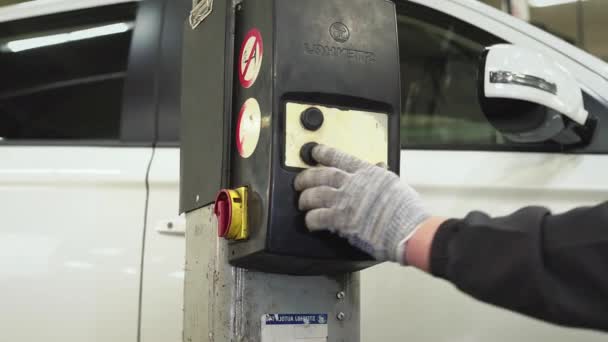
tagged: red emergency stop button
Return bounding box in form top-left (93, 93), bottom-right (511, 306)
top-left (213, 187), bottom-right (248, 240)
top-left (214, 190), bottom-right (231, 238)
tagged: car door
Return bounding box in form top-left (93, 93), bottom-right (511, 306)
top-left (137, 1), bottom-right (189, 341)
top-left (361, 1), bottom-right (608, 341)
top-left (0, 1), bottom-right (157, 341)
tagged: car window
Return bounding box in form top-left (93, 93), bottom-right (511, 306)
top-left (397, 2), bottom-right (505, 148)
top-left (0, 3), bottom-right (137, 141)
top-left (397, 2), bottom-right (608, 153)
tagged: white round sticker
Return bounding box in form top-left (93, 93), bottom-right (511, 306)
top-left (236, 98), bottom-right (262, 158)
top-left (238, 28), bottom-right (263, 88)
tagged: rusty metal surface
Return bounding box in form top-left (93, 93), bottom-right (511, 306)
top-left (184, 206), bottom-right (360, 342)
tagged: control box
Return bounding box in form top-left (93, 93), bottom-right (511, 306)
top-left (180, 0), bottom-right (401, 275)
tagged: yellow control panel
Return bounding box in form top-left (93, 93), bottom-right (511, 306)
top-left (285, 102), bottom-right (388, 168)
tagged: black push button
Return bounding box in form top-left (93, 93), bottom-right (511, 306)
top-left (300, 142), bottom-right (319, 166)
top-left (300, 107), bottom-right (324, 131)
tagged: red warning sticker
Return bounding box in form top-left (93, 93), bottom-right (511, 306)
top-left (236, 98), bottom-right (262, 158)
top-left (238, 28), bottom-right (263, 89)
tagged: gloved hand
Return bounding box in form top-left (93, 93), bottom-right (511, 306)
top-left (294, 145), bottom-right (430, 264)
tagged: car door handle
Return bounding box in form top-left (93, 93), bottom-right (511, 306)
top-left (155, 214), bottom-right (186, 236)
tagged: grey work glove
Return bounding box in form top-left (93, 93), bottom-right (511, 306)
top-left (294, 145), bottom-right (430, 264)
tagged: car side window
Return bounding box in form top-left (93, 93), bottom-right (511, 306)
top-left (397, 3), bottom-right (506, 148)
top-left (0, 3), bottom-right (137, 141)
top-left (397, 2), bottom-right (608, 153)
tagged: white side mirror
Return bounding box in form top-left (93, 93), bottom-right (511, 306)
top-left (478, 44), bottom-right (595, 145)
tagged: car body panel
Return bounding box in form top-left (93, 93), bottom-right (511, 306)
top-left (0, 146), bottom-right (150, 341)
top-left (362, 151), bottom-right (608, 341)
top-left (141, 148), bottom-right (182, 342)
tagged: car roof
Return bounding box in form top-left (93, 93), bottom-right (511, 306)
top-left (0, 0), bottom-right (140, 23)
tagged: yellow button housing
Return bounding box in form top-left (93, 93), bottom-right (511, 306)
top-left (213, 186), bottom-right (248, 240)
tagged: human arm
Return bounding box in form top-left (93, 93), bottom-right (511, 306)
top-left (417, 203), bottom-right (608, 331)
top-left (295, 145), bottom-right (608, 331)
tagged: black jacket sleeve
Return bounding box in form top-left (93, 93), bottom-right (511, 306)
top-left (430, 201), bottom-right (608, 332)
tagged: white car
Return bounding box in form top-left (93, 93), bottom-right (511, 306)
top-left (0, 0), bottom-right (606, 342)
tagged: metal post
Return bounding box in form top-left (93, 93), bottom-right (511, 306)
top-left (576, 0), bottom-right (586, 50)
top-left (502, 0), bottom-right (512, 14)
top-left (183, 206), bottom-right (360, 342)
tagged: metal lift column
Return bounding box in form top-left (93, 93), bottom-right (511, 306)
top-left (181, 0), bottom-right (400, 340)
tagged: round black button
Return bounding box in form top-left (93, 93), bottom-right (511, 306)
top-left (300, 142), bottom-right (319, 166)
top-left (300, 107), bottom-right (324, 131)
